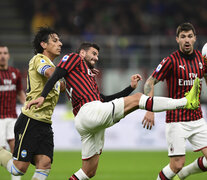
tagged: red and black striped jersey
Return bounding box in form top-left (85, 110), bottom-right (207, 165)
top-left (57, 53), bottom-right (102, 116)
top-left (0, 67), bottom-right (23, 118)
top-left (152, 50), bottom-right (206, 123)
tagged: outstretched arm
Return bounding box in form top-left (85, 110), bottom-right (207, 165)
top-left (142, 76), bottom-right (159, 130)
top-left (26, 67), bottom-right (67, 109)
top-left (101, 74), bottom-right (142, 102)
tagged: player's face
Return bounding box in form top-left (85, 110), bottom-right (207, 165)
top-left (84, 47), bottom-right (99, 69)
top-left (176, 30), bottom-right (196, 54)
top-left (43, 33), bottom-right (62, 59)
top-left (0, 46), bottom-right (10, 69)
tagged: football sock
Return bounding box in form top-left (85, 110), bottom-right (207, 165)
top-left (0, 147), bottom-right (23, 178)
top-left (178, 156), bottom-right (207, 179)
top-left (31, 169), bottom-right (50, 180)
top-left (139, 95), bottom-right (187, 112)
top-left (157, 164), bottom-right (176, 180)
top-left (0, 147), bottom-right (13, 168)
top-left (7, 159), bottom-right (24, 176)
top-left (12, 175), bottom-right (21, 180)
top-left (69, 169), bottom-right (89, 180)
top-left (69, 174), bottom-right (79, 180)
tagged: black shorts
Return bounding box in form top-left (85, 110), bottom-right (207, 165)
top-left (13, 113), bottom-right (54, 165)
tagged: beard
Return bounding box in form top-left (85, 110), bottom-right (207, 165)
top-left (84, 56), bottom-right (94, 69)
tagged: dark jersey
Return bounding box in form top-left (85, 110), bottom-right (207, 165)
top-left (152, 50), bottom-right (206, 123)
top-left (0, 67), bottom-right (23, 118)
top-left (41, 53), bottom-right (134, 116)
top-left (57, 53), bottom-right (102, 115)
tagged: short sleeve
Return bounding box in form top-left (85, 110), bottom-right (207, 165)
top-left (57, 53), bottom-right (81, 72)
top-left (35, 58), bottom-right (54, 76)
top-left (152, 57), bottom-right (173, 81)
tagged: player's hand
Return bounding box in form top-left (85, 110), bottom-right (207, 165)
top-left (130, 74), bottom-right (142, 89)
top-left (142, 111), bottom-right (155, 130)
top-left (25, 97), bottom-right (45, 109)
top-left (60, 79), bottom-right (66, 92)
top-left (91, 68), bottom-right (100, 76)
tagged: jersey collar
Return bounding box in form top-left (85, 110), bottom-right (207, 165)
top-left (178, 49), bottom-right (196, 60)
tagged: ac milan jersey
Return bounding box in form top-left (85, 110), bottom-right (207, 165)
top-left (57, 53), bottom-right (102, 116)
top-left (0, 67), bottom-right (23, 118)
top-left (152, 50), bottom-right (206, 123)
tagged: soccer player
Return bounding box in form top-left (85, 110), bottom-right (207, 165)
top-left (26, 42), bottom-right (200, 180)
top-left (0, 27), bottom-right (64, 180)
top-left (142, 22), bottom-right (207, 180)
top-left (0, 45), bottom-right (26, 180)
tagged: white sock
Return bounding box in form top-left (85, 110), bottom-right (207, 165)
top-left (157, 164), bottom-right (176, 180)
top-left (31, 169), bottom-right (50, 180)
top-left (74, 169), bottom-right (89, 180)
top-left (7, 159), bottom-right (24, 176)
top-left (139, 95), bottom-right (187, 112)
top-left (153, 97), bottom-right (187, 111)
top-left (12, 175), bottom-right (21, 180)
top-left (0, 147), bottom-right (13, 168)
top-left (178, 156), bottom-right (207, 179)
top-left (156, 174), bottom-right (161, 180)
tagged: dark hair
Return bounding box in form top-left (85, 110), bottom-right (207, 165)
top-left (0, 43), bottom-right (8, 48)
top-left (76, 42), bottom-right (100, 53)
top-left (176, 22), bottom-right (196, 37)
top-left (33, 27), bottom-right (59, 54)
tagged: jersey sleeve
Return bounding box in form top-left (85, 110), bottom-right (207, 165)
top-left (152, 57), bottom-right (173, 81)
top-left (57, 53), bottom-right (81, 72)
top-left (35, 57), bottom-right (54, 76)
top-left (41, 67), bottom-right (67, 98)
top-left (100, 85), bottom-right (134, 102)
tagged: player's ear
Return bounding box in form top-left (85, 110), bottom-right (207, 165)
top-left (40, 41), bottom-right (47, 50)
top-left (176, 36), bottom-right (179, 44)
top-left (80, 49), bottom-right (86, 57)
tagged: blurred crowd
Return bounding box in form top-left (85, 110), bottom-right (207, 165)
top-left (18, 0), bottom-right (207, 36)
top-left (14, 0), bottom-right (207, 103)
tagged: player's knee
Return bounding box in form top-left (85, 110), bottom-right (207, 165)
top-left (35, 156), bottom-right (51, 170)
top-left (170, 156), bottom-right (185, 173)
top-left (172, 163), bottom-right (184, 173)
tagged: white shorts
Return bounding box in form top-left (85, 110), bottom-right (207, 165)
top-left (166, 118), bottom-right (207, 156)
top-left (75, 98), bottom-right (124, 159)
top-left (0, 118), bottom-right (16, 147)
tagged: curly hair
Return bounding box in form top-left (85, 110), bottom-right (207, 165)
top-left (33, 27), bottom-right (59, 54)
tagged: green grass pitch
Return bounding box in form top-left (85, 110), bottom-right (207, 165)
top-left (0, 151), bottom-right (206, 179)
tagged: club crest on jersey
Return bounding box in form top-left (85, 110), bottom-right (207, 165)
top-left (199, 62), bottom-right (203, 69)
top-left (21, 150), bottom-right (27, 158)
top-left (40, 59), bottom-right (45, 63)
top-left (62, 55), bottom-right (69, 62)
top-left (156, 64), bottom-right (162, 72)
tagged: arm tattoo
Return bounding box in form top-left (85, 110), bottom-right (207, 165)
top-left (144, 76), bottom-right (159, 95)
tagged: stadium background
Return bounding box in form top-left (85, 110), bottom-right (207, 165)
top-left (1, 0), bottom-right (207, 179)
